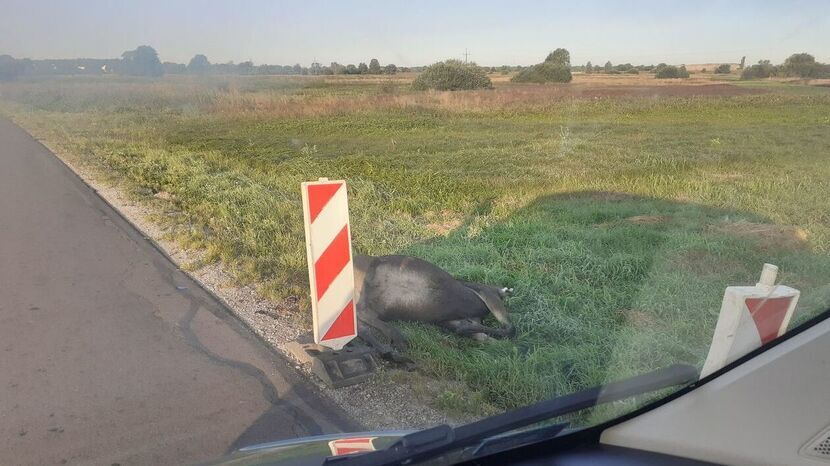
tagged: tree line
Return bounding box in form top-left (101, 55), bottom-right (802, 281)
top-left (2, 45), bottom-right (828, 82)
top-left (0, 46), bottom-right (407, 80)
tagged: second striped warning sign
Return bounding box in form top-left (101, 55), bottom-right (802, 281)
top-left (301, 178), bottom-right (357, 350)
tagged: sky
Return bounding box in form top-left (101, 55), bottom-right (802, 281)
top-left (2, 0), bottom-right (829, 67)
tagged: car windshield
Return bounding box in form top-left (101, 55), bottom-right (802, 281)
top-left (1, 2), bottom-right (829, 465)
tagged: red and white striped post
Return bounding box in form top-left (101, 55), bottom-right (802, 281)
top-left (328, 437), bottom-right (378, 456)
top-left (700, 263), bottom-right (800, 378)
top-left (301, 178), bottom-right (357, 350)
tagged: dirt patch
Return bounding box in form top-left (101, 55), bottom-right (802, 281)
top-left (710, 220), bottom-right (809, 251)
top-left (619, 309), bottom-right (659, 328)
top-left (424, 210), bottom-right (463, 236)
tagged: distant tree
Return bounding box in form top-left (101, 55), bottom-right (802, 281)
top-left (512, 49), bottom-right (572, 83)
top-left (119, 45), bottom-right (163, 77)
top-left (714, 63), bottom-right (731, 74)
top-left (384, 63), bottom-right (397, 74)
top-left (741, 59), bottom-right (777, 80)
top-left (782, 53), bottom-right (818, 78)
top-left (238, 61), bottom-right (254, 75)
top-left (412, 59), bottom-right (492, 90)
top-left (369, 58), bottom-right (382, 74)
top-left (345, 64), bottom-right (358, 74)
top-left (585, 61), bottom-right (593, 74)
top-left (0, 54), bottom-right (30, 81)
top-left (654, 64), bottom-right (689, 79)
top-left (545, 48), bottom-right (571, 67)
top-left (292, 63), bottom-right (303, 74)
top-left (163, 62), bottom-right (186, 74)
top-left (187, 54), bottom-right (210, 74)
top-left (358, 62), bottom-right (369, 74)
top-left (512, 62), bottom-right (572, 83)
top-left (615, 63), bottom-right (634, 72)
top-left (309, 62), bottom-right (323, 75)
top-left (739, 56), bottom-right (746, 69)
top-left (330, 62), bottom-right (346, 74)
top-left (604, 61), bottom-right (613, 73)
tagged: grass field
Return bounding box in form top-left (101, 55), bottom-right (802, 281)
top-left (2, 73), bottom-right (829, 420)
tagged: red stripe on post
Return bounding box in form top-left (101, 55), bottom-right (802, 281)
top-left (307, 182), bottom-right (343, 223)
top-left (314, 225), bottom-right (351, 300)
top-left (746, 297), bottom-right (792, 344)
top-left (322, 300), bottom-right (355, 341)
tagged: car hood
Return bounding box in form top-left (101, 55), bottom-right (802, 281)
top-left (204, 431), bottom-right (411, 466)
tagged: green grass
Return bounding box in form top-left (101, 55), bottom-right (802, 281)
top-left (2, 75), bottom-right (830, 423)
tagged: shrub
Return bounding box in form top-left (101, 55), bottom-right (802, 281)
top-left (412, 60), bottom-right (492, 91)
top-left (511, 62), bottom-right (572, 83)
top-left (512, 48), bottom-right (573, 84)
top-left (654, 64), bottom-right (689, 79)
top-left (545, 48), bottom-right (571, 67)
top-left (781, 53), bottom-right (828, 78)
top-left (714, 64), bottom-right (731, 74)
top-left (741, 60), bottom-right (777, 80)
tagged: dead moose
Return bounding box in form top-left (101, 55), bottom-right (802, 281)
top-left (353, 255), bottom-right (515, 361)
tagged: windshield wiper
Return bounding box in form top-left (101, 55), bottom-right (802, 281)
top-left (324, 363), bottom-right (698, 466)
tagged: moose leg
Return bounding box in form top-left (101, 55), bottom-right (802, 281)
top-left (440, 318), bottom-right (514, 339)
top-left (357, 320), bottom-right (414, 365)
top-left (358, 313), bottom-right (409, 351)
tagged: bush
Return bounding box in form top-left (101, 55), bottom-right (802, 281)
top-left (741, 60), bottom-right (777, 80)
top-left (654, 64), bottom-right (689, 79)
top-left (412, 60), bottom-right (492, 91)
top-left (781, 53), bottom-right (830, 78)
top-left (714, 64), bottom-right (731, 74)
top-left (545, 48), bottom-right (570, 67)
top-left (511, 62), bottom-right (572, 83)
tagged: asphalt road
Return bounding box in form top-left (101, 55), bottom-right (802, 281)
top-left (0, 118), bottom-right (359, 465)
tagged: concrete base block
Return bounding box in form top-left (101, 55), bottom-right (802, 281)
top-left (285, 333), bottom-right (378, 388)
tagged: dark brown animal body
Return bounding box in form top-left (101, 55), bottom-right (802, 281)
top-left (353, 255), bottom-right (514, 358)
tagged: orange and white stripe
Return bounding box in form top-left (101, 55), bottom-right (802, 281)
top-left (301, 178), bottom-right (357, 350)
top-left (328, 437), bottom-right (377, 456)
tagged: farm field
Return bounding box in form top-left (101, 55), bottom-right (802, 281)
top-left (2, 72), bottom-right (830, 419)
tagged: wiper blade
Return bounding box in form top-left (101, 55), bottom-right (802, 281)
top-left (470, 421), bottom-right (569, 458)
top-left (324, 364), bottom-right (698, 466)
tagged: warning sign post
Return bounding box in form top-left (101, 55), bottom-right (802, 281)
top-left (700, 264), bottom-right (799, 378)
top-left (301, 178), bottom-right (358, 350)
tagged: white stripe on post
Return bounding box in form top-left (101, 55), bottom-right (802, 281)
top-left (301, 178), bottom-right (357, 350)
top-left (700, 264), bottom-right (799, 378)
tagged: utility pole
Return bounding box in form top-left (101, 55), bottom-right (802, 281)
top-left (463, 48), bottom-right (470, 64)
